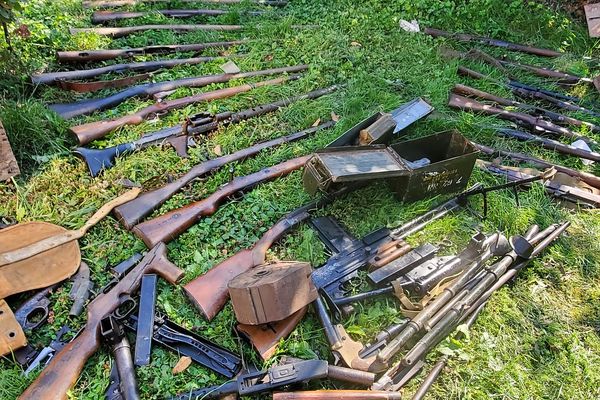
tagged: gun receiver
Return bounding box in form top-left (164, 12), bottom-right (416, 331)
top-left (133, 155), bottom-right (310, 248)
top-left (111, 122), bottom-right (335, 226)
top-left (92, 9), bottom-right (264, 24)
top-left (423, 27), bottom-right (562, 57)
top-left (56, 40), bottom-right (245, 63)
top-left (70, 73), bottom-right (301, 145)
top-left (19, 243), bottom-right (184, 400)
top-left (183, 192), bottom-right (343, 320)
top-left (70, 24), bottom-right (243, 38)
top-left (448, 93), bottom-right (596, 145)
top-left (82, 0), bottom-right (288, 9)
top-left (52, 64), bottom-right (307, 120)
top-left (32, 57), bottom-right (223, 86)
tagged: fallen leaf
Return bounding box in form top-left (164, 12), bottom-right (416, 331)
top-left (311, 118), bottom-right (321, 127)
top-left (172, 356), bottom-right (192, 375)
top-left (331, 112), bottom-right (340, 122)
top-left (265, 54), bottom-right (274, 61)
top-left (350, 41), bottom-right (362, 47)
top-left (213, 145), bottom-right (223, 156)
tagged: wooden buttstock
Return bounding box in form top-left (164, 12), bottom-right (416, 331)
top-left (184, 249), bottom-right (258, 320)
top-left (19, 328), bottom-right (100, 400)
top-left (71, 114), bottom-right (141, 145)
top-left (273, 391), bottom-right (403, 400)
top-left (132, 199), bottom-right (211, 248)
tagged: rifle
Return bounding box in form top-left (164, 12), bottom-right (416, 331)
top-left (458, 65), bottom-right (600, 118)
top-left (442, 47), bottom-right (594, 86)
top-left (70, 73), bottom-right (302, 145)
top-left (70, 24), bottom-right (243, 38)
top-left (473, 141), bottom-right (600, 190)
top-left (273, 391), bottom-right (402, 400)
top-left (111, 121), bottom-right (335, 226)
top-left (477, 160), bottom-right (600, 208)
top-left (18, 243), bottom-right (184, 400)
top-left (448, 93), bottom-right (596, 145)
top-left (170, 359), bottom-right (374, 400)
top-left (133, 155), bottom-right (310, 248)
top-left (183, 192), bottom-right (343, 320)
top-left (56, 40), bottom-right (246, 63)
top-left (452, 84), bottom-right (600, 134)
top-left (73, 86), bottom-right (338, 177)
top-left (423, 27), bottom-right (563, 57)
top-left (493, 128), bottom-right (600, 162)
top-left (52, 64), bottom-right (307, 119)
top-left (32, 56), bottom-right (224, 87)
top-left (92, 9), bottom-right (264, 24)
top-left (82, 0), bottom-right (288, 9)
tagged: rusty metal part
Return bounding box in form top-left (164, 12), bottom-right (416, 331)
top-left (55, 73), bottom-right (151, 93)
top-left (0, 299), bottom-right (27, 356)
top-left (228, 262), bottom-right (317, 325)
top-left (237, 307), bottom-right (307, 360)
top-left (368, 239), bottom-right (412, 270)
top-left (0, 119), bottom-right (19, 181)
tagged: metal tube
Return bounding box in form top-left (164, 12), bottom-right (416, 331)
top-left (410, 356), bottom-right (448, 400)
top-left (113, 337), bottom-right (140, 400)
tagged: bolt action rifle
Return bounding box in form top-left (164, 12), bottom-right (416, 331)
top-left (448, 92), bottom-right (596, 145)
top-left (457, 65), bottom-right (600, 118)
top-left (133, 155), bottom-right (310, 248)
top-left (18, 243), bottom-right (184, 400)
top-left (83, 0), bottom-right (288, 9)
top-left (423, 27), bottom-right (562, 57)
top-left (32, 56), bottom-right (227, 87)
top-left (56, 40), bottom-right (245, 63)
top-left (73, 85), bottom-right (338, 177)
top-left (70, 24), bottom-right (243, 38)
top-left (92, 9), bottom-right (264, 24)
top-left (52, 64), bottom-right (307, 120)
top-left (453, 84), bottom-right (600, 134)
top-left (70, 73), bottom-right (302, 145)
top-left (110, 121), bottom-right (335, 227)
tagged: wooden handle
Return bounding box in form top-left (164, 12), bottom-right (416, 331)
top-left (71, 114), bottom-right (142, 145)
top-left (273, 391), bottom-right (402, 400)
top-left (0, 189), bottom-right (140, 267)
top-left (19, 328), bottom-right (99, 400)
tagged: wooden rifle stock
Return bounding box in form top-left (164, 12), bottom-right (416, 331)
top-left (92, 9), bottom-right (263, 24)
top-left (56, 40), bottom-right (245, 63)
top-left (133, 155), bottom-right (310, 248)
top-left (52, 64), bottom-right (307, 120)
top-left (70, 24), bottom-right (243, 38)
top-left (183, 196), bottom-right (336, 320)
top-left (423, 27), bottom-right (562, 57)
top-left (448, 93), bottom-right (594, 144)
top-left (273, 391), bottom-right (402, 400)
top-left (70, 73), bottom-right (302, 145)
top-left (32, 57), bottom-right (220, 86)
top-left (83, 0), bottom-right (287, 9)
top-left (18, 243), bottom-right (183, 400)
top-left (114, 122), bottom-right (334, 229)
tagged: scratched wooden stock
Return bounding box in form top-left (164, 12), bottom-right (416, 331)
top-left (132, 155), bottom-right (310, 248)
top-left (18, 243), bottom-right (183, 400)
top-left (91, 9), bottom-right (263, 24)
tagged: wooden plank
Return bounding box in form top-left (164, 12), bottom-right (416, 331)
top-left (585, 4), bottom-right (600, 38)
top-left (0, 120), bottom-right (19, 181)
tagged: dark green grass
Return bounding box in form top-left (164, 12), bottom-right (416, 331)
top-left (1, 0), bottom-right (600, 399)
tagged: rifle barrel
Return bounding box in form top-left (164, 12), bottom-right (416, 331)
top-left (70, 24), bottom-right (243, 38)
